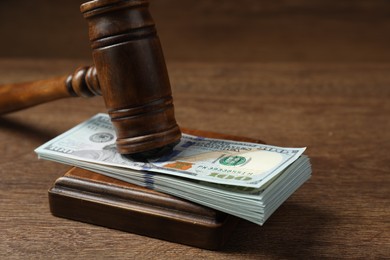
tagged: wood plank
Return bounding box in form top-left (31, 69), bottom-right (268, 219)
top-left (0, 1), bottom-right (389, 62)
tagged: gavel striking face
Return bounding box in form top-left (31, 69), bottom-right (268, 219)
top-left (0, 0), bottom-right (182, 157)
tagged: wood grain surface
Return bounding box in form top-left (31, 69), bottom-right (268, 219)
top-left (0, 0), bottom-right (389, 62)
top-left (0, 59), bottom-right (389, 258)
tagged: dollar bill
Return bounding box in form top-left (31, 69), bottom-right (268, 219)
top-left (34, 113), bottom-right (312, 225)
top-left (35, 113), bottom-right (306, 188)
top-left (75, 155), bottom-right (311, 225)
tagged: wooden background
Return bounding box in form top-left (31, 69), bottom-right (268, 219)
top-left (0, 0), bottom-right (389, 259)
top-left (0, 0), bottom-right (389, 62)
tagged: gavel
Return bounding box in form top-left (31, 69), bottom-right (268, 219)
top-left (0, 0), bottom-right (182, 157)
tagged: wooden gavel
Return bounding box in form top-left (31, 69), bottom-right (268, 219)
top-left (0, 0), bottom-right (182, 157)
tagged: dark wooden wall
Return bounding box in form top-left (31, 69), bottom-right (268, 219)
top-left (0, 0), bottom-right (389, 62)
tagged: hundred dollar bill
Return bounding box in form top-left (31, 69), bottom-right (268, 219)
top-left (74, 155), bottom-right (311, 225)
top-left (35, 113), bottom-right (306, 188)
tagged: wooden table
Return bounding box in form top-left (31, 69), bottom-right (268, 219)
top-left (0, 59), bottom-right (389, 258)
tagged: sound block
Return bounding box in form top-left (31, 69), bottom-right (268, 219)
top-left (48, 129), bottom-right (264, 250)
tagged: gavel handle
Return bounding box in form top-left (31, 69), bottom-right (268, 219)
top-left (0, 66), bottom-right (101, 115)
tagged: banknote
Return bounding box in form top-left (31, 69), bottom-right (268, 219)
top-left (75, 155), bottom-right (311, 225)
top-left (38, 149), bottom-right (311, 225)
top-left (35, 113), bottom-right (312, 225)
top-left (35, 113), bottom-right (306, 188)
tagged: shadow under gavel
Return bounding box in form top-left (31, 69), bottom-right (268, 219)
top-left (0, 0), bottom-right (181, 157)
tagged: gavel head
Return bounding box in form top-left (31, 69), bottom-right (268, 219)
top-left (80, 0), bottom-right (181, 157)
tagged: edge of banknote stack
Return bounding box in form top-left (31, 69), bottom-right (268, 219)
top-left (35, 113), bottom-right (312, 225)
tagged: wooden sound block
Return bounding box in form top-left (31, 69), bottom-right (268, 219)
top-left (49, 167), bottom-right (239, 250)
top-left (48, 129), bottom-right (264, 250)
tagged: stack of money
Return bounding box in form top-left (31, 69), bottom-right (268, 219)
top-left (35, 114), bottom-right (311, 225)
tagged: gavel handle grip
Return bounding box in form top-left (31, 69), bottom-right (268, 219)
top-left (0, 66), bottom-right (100, 115)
